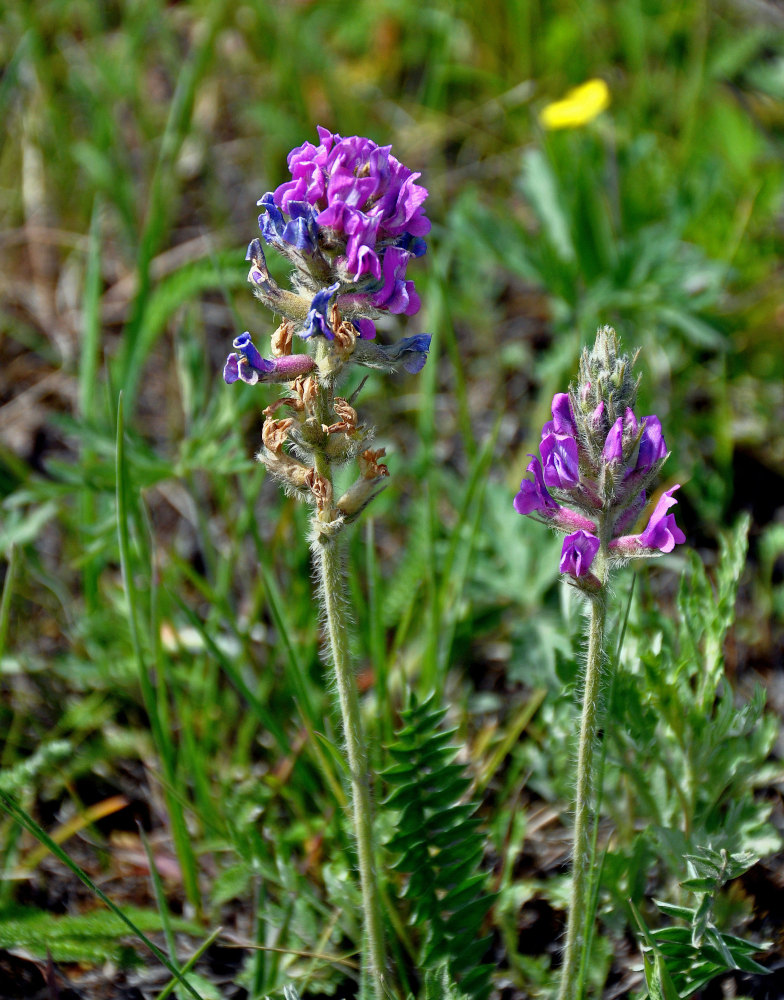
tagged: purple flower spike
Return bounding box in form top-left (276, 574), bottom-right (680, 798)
top-left (514, 455), bottom-right (559, 516)
top-left (302, 283), bottom-right (340, 340)
top-left (540, 432), bottom-right (580, 490)
top-left (560, 530), bottom-right (601, 577)
top-left (602, 417), bottom-right (624, 464)
top-left (638, 485), bottom-right (686, 553)
top-left (552, 393), bottom-right (577, 436)
top-left (637, 415), bottom-right (667, 471)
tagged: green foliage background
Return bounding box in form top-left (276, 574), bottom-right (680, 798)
top-left (1, 1), bottom-right (783, 997)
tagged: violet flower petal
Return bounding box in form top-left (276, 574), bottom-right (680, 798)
top-left (552, 393), bottom-right (576, 436)
top-left (602, 417), bottom-right (624, 463)
top-left (302, 283), bottom-right (340, 340)
top-left (638, 485), bottom-right (686, 553)
top-left (540, 432), bottom-right (580, 489)
top-left (514, 455), bottom-right (560, 516)
top-left (637, 415), bottom-right (667, 471)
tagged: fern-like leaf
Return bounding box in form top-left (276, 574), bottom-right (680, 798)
top-left (383, 692), bottom-right (495, 999)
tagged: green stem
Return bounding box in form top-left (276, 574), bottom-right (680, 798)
top-left (315, 532), bottom-right (387, 1000)
top-left (557, 583), bottom-right (608, 1000)
top-left (304, 338), bottom-right (387, 996)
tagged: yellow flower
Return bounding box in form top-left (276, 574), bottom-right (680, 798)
top-left (539, 78), bottom-right (610, 130)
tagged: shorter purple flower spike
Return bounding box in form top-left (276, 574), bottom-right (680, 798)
top-left (560, 530), bottom-right (601, 578)
top-left (514, 455), bottom-right (559, 516)
top-left (636, 415), bottom-right (667, 471)
top-left (540, 431), bottom-right (580, 490)
top-left (602, 417), bottom-right (624, 464)
top-left (302, 283), bottom-right (340, 340)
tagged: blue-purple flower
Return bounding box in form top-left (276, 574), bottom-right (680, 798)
top-left (224, 332), bottom-right (275, 384)
top-left (636, 415), bottom-right (667, 472)
top-left (224, 332), bottom-right (315, 385)
top-left (302, 284), bottom-right (340, 340)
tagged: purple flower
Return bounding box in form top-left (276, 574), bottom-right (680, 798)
top-left (302, 283), bottom-right (340, 340)
top-left (257, 193), bottom-right (319, 253)
top-left (370, 246), bottom-right (421, 316)
top-left (540, 431), bottom-right (580, 489)
top-left (270, 127), bottom-right (430, 309)
top-left (392, 334), bottom-right (431, 374)
top-left (224, 332), bottom-right (275, 385)
top-left (636, 415), bottom-right (667, 471)
top-left (624, 408), bottom-right (638, 436)
top-left (224, 333), bottom-right (317, 385)
top-left (560, 530), bottom-right (601, 577)
top-left (514, 456), bottom-right (559, 516)
top-left (352, 334), bottom-right (432, 374)
top-left (602, 417), bottom-right (624, 464)
top-left (610, 485), bottom-right (686, 555)
top-left (638, 486), bottom-right (685, 552)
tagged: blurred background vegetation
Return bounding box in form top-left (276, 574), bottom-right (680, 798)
top-left (1, 1), bottom-right (784, 997)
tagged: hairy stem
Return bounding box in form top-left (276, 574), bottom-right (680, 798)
top-left (557, 579), bottom-right (608, 1000)
top-left (308, 337), bottom-right (386, 997)
top-left (315, 533), bottom-right (387, 999)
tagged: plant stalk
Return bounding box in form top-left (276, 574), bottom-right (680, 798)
top-left (315, 532), bottom-right (387, 1000)
top-left (557, 575), bottom-right (608, 1000)
top-left (309, 338), bottom-right (386, 998)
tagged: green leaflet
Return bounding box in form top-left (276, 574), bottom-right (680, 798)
top-left (382, 692), bottom-right (495, 1000)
